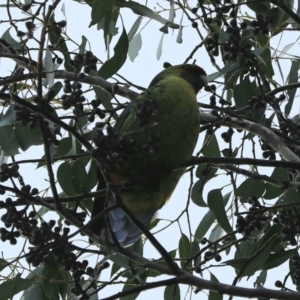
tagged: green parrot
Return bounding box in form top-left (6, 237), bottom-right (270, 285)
top-left (91, 64), bottom-right (208, 246)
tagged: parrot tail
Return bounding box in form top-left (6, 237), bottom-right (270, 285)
top-left (106, 195), bottom-right (156, 246)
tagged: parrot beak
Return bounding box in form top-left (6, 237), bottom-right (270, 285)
top-left (199, 74), bottom-right (209, 86)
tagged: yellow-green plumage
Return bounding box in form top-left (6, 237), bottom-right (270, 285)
top-left (98, 64), bottom-right (207, 245)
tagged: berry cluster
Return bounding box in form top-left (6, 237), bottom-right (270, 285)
top-left (273, 209), bottom-right (299, 246)
top-left (0, 186), bottom-right (98, 299)
top-left (70, 52), bottom-right (98, 74)
top-left (223, 20), bottom-right (251, 61)
top-left (279, 121), bottom-right (290, 136)
top-left (14, 104), bottom-right (37, 127)
top-left (14, 105), bottom-right (61, 146)
top-left (207, 84), bottom-right (217, 106)
top-left (91, 99), bottom-right (159, 174)
top-left (51, 20), bottom-right (67, 36)
top-left (61, 79), bottom-right (86, 114)
top-left (195, 0), bottom-right (236, 28)
top-left (260, 139), bottom-right (276, 160)
top-left (205, 33), bottom-right (220, 57)
top-left (142, 133), bottom-right (160, 154)
top-left (203, 250), bottom-right (222, 262)
top-left (135, 98), bottom-right (158, 126)
top-left (0, 163), bottom-right (19, 183)
top-left (235, 196), bottom-right (269, 237)
top-left (88, 98), bottom-right (105, 123)
top-left (247, 95), bottom-right (267, 110)
top-left (92, 129), bottom-right (137, 174)
top-left (199, 238), bottom-right (222, 263)
top-left (251, 13), bottom-right (272, 35)
top-left (0, 185), bottom-right (39, 245)
top-left (194, 4), bottom-right (273, 62)
top-left (221, 128), bottom-right (234, 143)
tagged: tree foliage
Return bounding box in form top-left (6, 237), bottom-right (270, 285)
top-left (0, 0), bottom-right (300, 299)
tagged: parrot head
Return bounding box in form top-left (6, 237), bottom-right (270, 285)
top-left (148, 63), bottom-right (208, 93)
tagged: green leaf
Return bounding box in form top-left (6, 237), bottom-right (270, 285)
top-left (285, 60), bottom-right (299, 115)
top-left (255, 34), bottom-right (274, 78)
top-left (209, 224), bottom-right (223, 242)
top-left (71, 158), bottom-right (90, 193)
top-left (202, 134), bottom-right (220, 157)
top-left (0, 125), bottom-right (19, 155)
top-left (98, 6), bottom-right (119, 48)
top-left (79, 35), bottom-right (88, 53)
top-left (156, 33), bottom-right (164, 61)
top-left (192, 164), bottom-right (217, 207)
top-left (0, 274), bottom-right (35, 300)
top-left (269, 7), bottom-right (292, 36)
top-left (243, 246), bottom-right (272, 276)
top-left (90, 0), bottom-right (116, 26)
top-left (191, 179), bottom-right (208, 207)
top-left (44, 81), bottom-right (63, 101)
top-left (128, 32), bottom-right (142, 62)
top-left (264, 167), bottom-right (288, 200)
top-left (0, 106), bottom-right (15, 127)
top-left (236, 178), bottom-right (265, 203)
top-left (86, 159), bottom-right (98, 191)
top-left (228, 242), bottom-right (272, 276)
top-left (108, 253), bottom-right (130, 270)
top-left (94, 86), bottom-right (114, 111)
top-left (207, 189), bottom-right (232, 234)
top-left (256, 224), bottom-right (282, 250)
top-left (281, 188), bottom-right (300, 205)
top-left (221, 147), bottom-right (238, 158)
top-left (128, 16), bottom-right (143, 41)
top-left (179, 234), bottom-right (192, 269)
top-left (116, 0), bottom-right (179, 29)
top-left (23, 266), bottom-right (48, 300)
top-left (0, 258), bottom-right (8, 271)
top-left (148, 218), bottom-right (159, 230)
top-left (208, 61), bottom-right (239, 82)
top-left (233, 76), bottom-right (256, 108)
top-left (196, 163), bottom-right (217, 179)
top-left (37, 137), bottom-right (74, 168)
top-left (235, 240), bottom-right (256, 260)
top-left (246, 1), bottom-right (270, 12)
top-left (164, 284), bottom-right (180, 300)
top-left (262, 249), bottom-right (294, 270)
top-left (42, 279), bottom-right (56, 300)
top-left (194, 210), bottom-right (215, 241)
top-left (82, 278), bottom-right (99, 300)
top-left (15, 122), bottom-right (42, 152)
top-left (254, 270), bottom-right (267, 287)
top-left (120, 278), bottom-right (140, 300)
top-left (57, 162), bottom-right (77, 195)
top-left (111, 262), bottom-right (122, 277)
top-left (98, 27), bottom-right (128, 79)
top-left (191, 241), bottom-right (200, 265)
top-left (23, 255), bottom-right (70, 300)
top-left (1, 27), bottom-right (23, 51)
